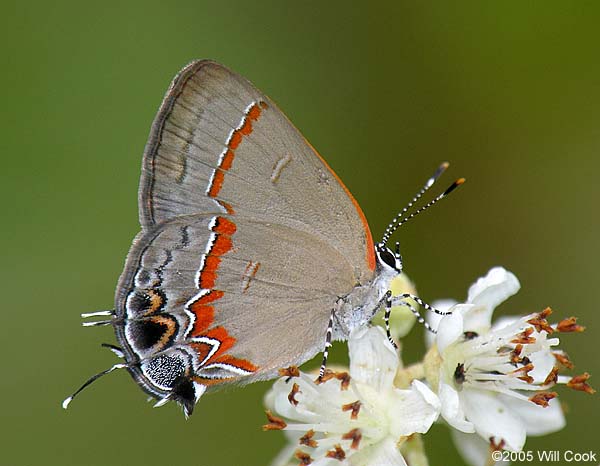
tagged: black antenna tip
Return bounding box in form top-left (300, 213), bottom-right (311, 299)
top-left (443, 177), bottom-right (466, 196)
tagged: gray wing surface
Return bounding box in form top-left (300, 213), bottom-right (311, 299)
top-left (138, 60), bottom-right (375, 284)
top-left (116, 214), bottom-right (352, 379)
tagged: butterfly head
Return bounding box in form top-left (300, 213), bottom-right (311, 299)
top-left (375, 241), bottom-right (403, 274)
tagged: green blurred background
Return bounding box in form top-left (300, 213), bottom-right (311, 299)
top-left (2, 1), bottom-right (598, 465)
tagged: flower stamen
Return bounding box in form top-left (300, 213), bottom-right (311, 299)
top-left (279, 365), bottom-right (300, 381)
top-left (288, 383), bottom-right (301, 406)
top-left (527, 307), bottom-right (554, 334)
top-left (262, 410), bottom-right (287, 430)
top-left (556, 317), bottom-right (586, 333)
top-left (325, 444), bottom-right (346, 461)
top-left (553, 351), bottom-right (574, 369)
top-left (490, 437), bottom-right (506, 451)
top-left (529, 391), bottom-right (558, 407)
top-left (294, 449), bottom-right (313, 465)
top-left (341, 400), bottom-right (362, 420)
top-left (342, 428), bottom-right (362, 450)
top-left (299, 429), bottom-right (318, 448)
top-left (566, 373), bottom-right (595, 394)
top-left (511, 327), bottom-right (536, 344)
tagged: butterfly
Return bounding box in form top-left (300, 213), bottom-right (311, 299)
top-left (64, 60), bottom-right (463, 416)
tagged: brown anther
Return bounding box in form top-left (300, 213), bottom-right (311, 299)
top-left (315, 369), bottom-right (335, 384)
top-left (279, 365), bottom-right (300, 380)
top-left (342, 428), bottom-right (362, 450)
top-left (335, 371), bottom-right (351, 390)
top-left (299, 429), bottom-right (318, 448)
top-left (294, 450), bottom-right (313, 465)
top-left (489, 437), bottom-right (506, 452)
top-left (529, 391), bottom-right (558, 407)
top-left (510, 344), bottom-right (523, 364)
top-left (341, 400), bottom-right (362, 420)
top-left (527, 308), bottom-right (554, 334)
top-left (513, 363), bottom-right (535, 384)
top-left (567, 372), bottom-right (596, 394)
top-left (556, 317), bottom-right (586, 333)
top-left (511, 327), bottom-right (536, 344)
top-left (553, 351), bottom-right (575, 369)
top-left (325, 444), bottom-right (346, 461)
top-left (262, 410), bottom-right (287, 431)
top-left (543, 367), bottom-right (559, 386)
top-left (288, 383), bottom-right (301, 406)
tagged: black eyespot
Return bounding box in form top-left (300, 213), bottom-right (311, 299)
top-left (129, 319), bottom-right (169, 349)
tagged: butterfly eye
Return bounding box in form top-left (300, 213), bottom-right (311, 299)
top-left (376, 245), bottom-right (400, 272)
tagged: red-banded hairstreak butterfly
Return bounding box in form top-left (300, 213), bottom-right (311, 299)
top-left (63, 60), bottom-right (464, 416)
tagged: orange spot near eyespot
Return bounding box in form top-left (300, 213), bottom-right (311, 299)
top-left (199, 256), bottom-right (221, 288)
top-left (220, 149), bottom-right (235, 170)
top-left (215, 354), bottom-right (258, 373)
top-left (191, 341), bottom-right (213, 362)
top-left (196, 290), bottom-right (224, 304)
top-left (211, 235), bottom-right (233, 255)
top-left (189, 304), bottom-right (215, 335)
top-left (204, 326), bottom-right (236, 361)
top-left (208, 171), bottom-right (225, 197)
top-left (213, 217), bottom-right (237, 236)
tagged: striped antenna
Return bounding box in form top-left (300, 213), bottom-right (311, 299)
top-left (381, 162), bottom-right (449, 245)
top-left (389, 178), bottom-right (465, 233)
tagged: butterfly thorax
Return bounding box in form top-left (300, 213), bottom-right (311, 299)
top-left (333, 264), bottom-right (400, 340)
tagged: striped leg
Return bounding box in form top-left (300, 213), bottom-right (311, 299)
top-left (394, 300), bottom-right (438, 334)
top-left (318, 309), bottom-right (335, 380)
top-left (391, 293), bottom-right (453, 334)
top-left (394, 293), bottom-right (453, 316)
top-left (383, 291), bottom-right (398, 348)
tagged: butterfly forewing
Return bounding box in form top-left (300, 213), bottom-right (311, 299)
top-left (138, 60), bottom-right (375, 280)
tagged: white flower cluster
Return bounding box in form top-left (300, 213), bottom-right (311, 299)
top-left (263, 268), bottom-right (593, 466)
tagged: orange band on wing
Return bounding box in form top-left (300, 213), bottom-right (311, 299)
top-left (213, 216), bottom-right (237, 236)
top-left (206, 101), bottom-right (266, 199)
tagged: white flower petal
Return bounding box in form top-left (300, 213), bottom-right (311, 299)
top-left (349, 326), bottom-right (398, 392)
top-left (499, 395), bottom-right (566, 436)
top-left (490, 315), bottom-right (519, 331)
top-left (437, 306), bottom-right (470, 352)
top-left (528, 348), bottom-right (556, 384)
top-left (465, 267), bottom-right (520, 331)
top-left (389, 380), bottom-right (440, 437)
top-left (461, 388), bottom-right (526, 451)
top-left (439, 382), bottom-right (475, 433)
top-left (426, 299), bottom-right (457, 348)
top-left (451, 430), bottom-right (510, 466)
top-left (350, 437), bottom-right (407, 466)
